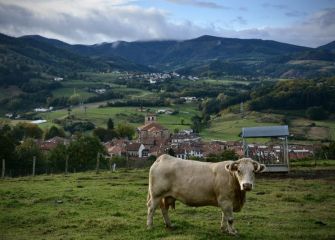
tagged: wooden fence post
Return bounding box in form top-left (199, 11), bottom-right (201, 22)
top-left (1, 159), bottom-right (5, 178)
top-left (109, 157), bottom-right (112, 172)
top-left (65, 155), bottom-right (69, 175)
top-left (32, 156), bottom-right (36, 177)
top-left (96, 152), bottom-right (100, 174)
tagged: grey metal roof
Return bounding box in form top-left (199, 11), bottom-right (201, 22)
top-left (242, 125), bottom-right (289, 138)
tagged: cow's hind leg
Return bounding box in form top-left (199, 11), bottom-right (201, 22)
top-left (147, 196), bottom-right (160, 229)
top-left (160, 197), bottom-right (173, 228)
top-left (219, 201), bottom-right (237, 235)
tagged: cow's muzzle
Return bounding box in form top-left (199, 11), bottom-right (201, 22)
top-left (242, 183), bottom-right (253, 191)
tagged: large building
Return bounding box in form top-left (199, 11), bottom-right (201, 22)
top-left (137, 114), bottom-right (170, 144)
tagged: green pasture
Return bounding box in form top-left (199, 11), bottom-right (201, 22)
top-left (52, 88), bottom-right (96, 99)
top-left (200, 112), bottom-right (282, 141)
top-left (200, 78), bottom-right (252, 85)
top-left (1, 163), bottom-right (334, 240)
top-left (37, 103), bottom-right (199, 131)
top-left (201, 111), bottom-right (335, 142)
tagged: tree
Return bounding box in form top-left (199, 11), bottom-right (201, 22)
top-left (93, 127), bottom-right (118, 142)
top-left (12, 122), bottom-right (43, 140)
top-left (47, 143), bottom-right (67, 172)
top-left (116, 123), bottom-right (135, 140)
top-left (107, 118), bottom-right (114, 130)
top-left (44, 125), bottom-right (65, 140)
top-left (206, 149), bottom-right (238, 162)
top-left (15, 138), bottom-right (45, 175)
top-left (67, 135), bottom-right (106, 171)
top-left (167, 148), bottom-right (175, 157)
top-left (63, 121), bottom-right (95, 134)
top-left (0, 133), bottom-right (17, 170)
top-left (306, 106), bottom-right (328, 120)
top-left (191, 115), bottom-right (202, 133)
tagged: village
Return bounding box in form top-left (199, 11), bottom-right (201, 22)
top-left (37, 114), bottom-right (315, 166)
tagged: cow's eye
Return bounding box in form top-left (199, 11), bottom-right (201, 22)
top-left (237, 169), bottom-right (241, 174)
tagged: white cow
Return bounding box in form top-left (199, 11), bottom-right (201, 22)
top-left (147, 154), bottom-right (266, 235)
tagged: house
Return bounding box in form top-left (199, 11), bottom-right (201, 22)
top-left (173, 143), bottom-right (204, 159)
top-left (54, 77), bottom-right (64, 81)
top-left (171, 132), bottom-right (201, 144)
top-left (31, 120), bottom-right (47, 124)
top-left (105, 139), bottom-right (129, 157)
top-left (38, 137), bottom-right (69, 151)
top-left (175, 148), bottom-right (187, 159)
top-left (126, 143), bottom-right (146, 158)
top-left (34, 107), bottom-right (53, 112)
top-left (180, 97), bottom-right (197, 103)
top-left (107, 145), bottom-right (125, 157)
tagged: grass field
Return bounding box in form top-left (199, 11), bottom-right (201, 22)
top-left (1, 161), bottom-right (334, 240)
top-left (201, 111), bottom-right (335, 142)
top-left (200, 112), bottom-right (283, 141)
top-left (37, 103), bottom-right (199, 131)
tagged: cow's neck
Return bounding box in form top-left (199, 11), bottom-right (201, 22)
top-left (232, 173), bottom-right (246, 211)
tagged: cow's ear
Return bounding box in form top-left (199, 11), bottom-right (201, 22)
top-left (253, 162), bottom-right (266, 173)
top-left (225, 162), bottom-right (238, 172)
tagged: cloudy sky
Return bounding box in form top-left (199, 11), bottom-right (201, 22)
top-left (0, 0), bottom-right (334, 47)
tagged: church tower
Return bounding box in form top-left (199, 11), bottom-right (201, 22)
top-left (145, 113), bottom-right (157, 124)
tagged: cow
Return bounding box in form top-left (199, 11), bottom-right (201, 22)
top-left (146, 154), bottom-right (266, 235)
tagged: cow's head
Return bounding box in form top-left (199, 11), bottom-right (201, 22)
top-left (225, 158), bottom-right (266, 191)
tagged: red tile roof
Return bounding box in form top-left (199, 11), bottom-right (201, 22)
top-left (138, 122), bottom-right (167, 132)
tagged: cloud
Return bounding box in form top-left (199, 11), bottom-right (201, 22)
top-left (0, 1), bottom-right (334, 47)
top-left (239, 7), bottom-right (248, 11)
top-left (0, 1), bottom-right (219, 44)
top-left (262, 3), bottom-right (288, 10)
top-left (232, 16), bottom-right (247, 25)
top-left (164, 0), bottom-right (228, 9)
top-left (285, 10), bottom-right (307, 18)
top-left (232, 8), bottom-right (335, 47)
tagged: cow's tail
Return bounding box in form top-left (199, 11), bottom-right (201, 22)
top-left (147, 188), bottom-right (151, 207)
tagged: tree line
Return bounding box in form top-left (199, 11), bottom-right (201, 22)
top-left (0, 118), bottom-right (136, 177)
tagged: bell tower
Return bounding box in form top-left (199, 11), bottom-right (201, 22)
top-left (145, 114), bottom-right (157, 124)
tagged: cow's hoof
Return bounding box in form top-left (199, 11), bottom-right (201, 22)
top-left (147, 225), bottom-right (153, 230)
top-left (222, 228), bottom-right (238, 236)
top-left (165, 224), bottom-right (176, 230)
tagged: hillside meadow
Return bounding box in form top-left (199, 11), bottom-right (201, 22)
top-left (1, 160), bottom-right (335, 240)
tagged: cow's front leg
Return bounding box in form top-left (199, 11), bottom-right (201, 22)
top-left (219, 201), bottom-right (237, 235)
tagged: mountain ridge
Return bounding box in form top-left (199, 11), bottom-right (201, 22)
top-left (1, 32), bottom-right (335, 80)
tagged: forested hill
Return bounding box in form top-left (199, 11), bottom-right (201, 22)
top-left (20, 34), bottom-right (335, 78)
top-left (0, 33), bottom-right (151, 87)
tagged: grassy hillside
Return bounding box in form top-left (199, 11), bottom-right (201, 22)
top-left (1, 164), bottom-right (334, 240)
top-left (201, 111), bottom-right (335, 142)
top-left (37, 103), bottom-right (199, 132)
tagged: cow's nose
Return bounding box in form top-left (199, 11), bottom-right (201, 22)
top-left (243, 183), bottom-right (252, 191)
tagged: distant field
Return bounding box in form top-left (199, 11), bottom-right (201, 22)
top-left (201, 78), bottom-right (252, 85)
top-left (1, 165), bottom-right (334, 240)
top-left (201, 112), bottom-right (283, 141)
top-left (37, 103), bottom-right (199, 131)
top-left (201, 111), bottom-right (335, 142)
top-left (52, 87), bottom-right (96, 99)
